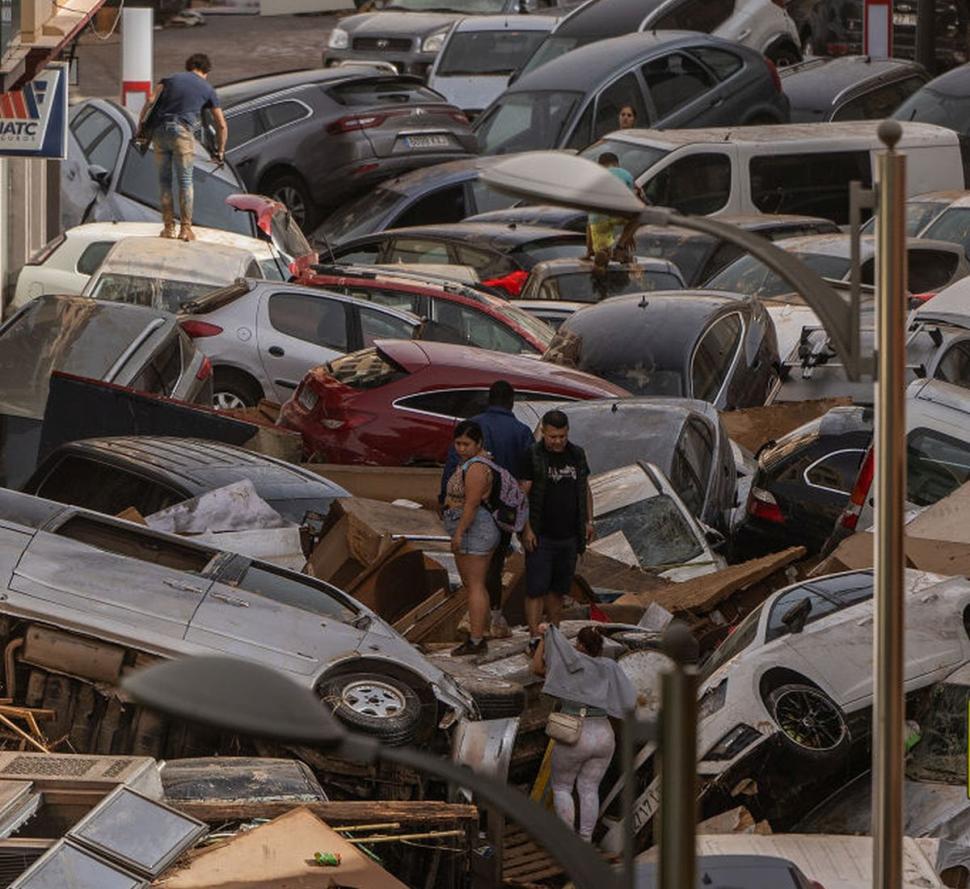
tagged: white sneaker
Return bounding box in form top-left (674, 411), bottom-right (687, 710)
top-left (490, 612), bottom-right (511, 639)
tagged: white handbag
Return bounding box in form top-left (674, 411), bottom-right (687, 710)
top-left (545, 707), bottom-right (586, 746)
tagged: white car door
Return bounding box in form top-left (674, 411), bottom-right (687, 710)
top-left (256, 289), bottom-right (351, 402)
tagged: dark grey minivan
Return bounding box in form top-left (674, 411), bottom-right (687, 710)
top-left (474, 31), bottom-right (789, 154)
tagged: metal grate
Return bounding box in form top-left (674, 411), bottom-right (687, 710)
top-left (102, 760), bottom-right (134, 779)
top-left (0, 757), bottom-right (97, 778)
top-left (353, 36), bottom-right (412, 51)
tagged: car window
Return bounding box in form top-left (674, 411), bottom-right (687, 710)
top-left (934, 341), bottom-right (970, 389)
top-left (328, 79), bottom-right (442, 105)
top-left (129, 336), bottom-right (183, 396)
top-left (87, 122), bottom-right (123, 174)
top-left (699, 241), bottom-right (744, 283)
top-left (701, 603), bottom-right (763, 678)
top-left (348, 286), bottom-right (420, 314)
top-left (909, 249), bottom-right (960, 293)
top-left (706, 251), bottom-right (853, 298)
top-left (268, 292), bottom-right (349, 351)
top-left (765, 576), bottom-right (872, 642)
top-left (470, 179), bottom-right (517, 215)
top-left (386, 237), bottom-right (451, 264)
top-left (454, 244), bottom-right (510, 278)
top-left (234, 563), bottom-right (355, 621)
top-left (71, 107), bottom-right (122, 171)
top-left (225, 109), bottom-right (265, 151)
top-left (642, 53), bottom-right (715, 121)
top-left (522, 239), bottom-right (587, 264)
top-left (750, 151), bottom-right (872, 225)
top-left (90, 273), bottom-right (216, 312)
top-left (475, 90), bottom-right (582, 154)
top-left (691, 313), bottom-right (742, 403)
top-left (593, 73), bottom-right (647, 141)
top-left (643, 153), bottom-right (731, 215)
top-left (436, 28), bottom-right (550, 76)
top-left (429, 301), bottom-right (524, 353)
top-left (335, 242), bottom-right (382, 264)
top-left (34, 455), bottom-right (184, 516)
top-left (670, 419), bottom-right (713, 516)
top-left (833, 78), bottom-right (920, 122)
top-left (652, 0), bottom-right (734, 31)
top-left (263, 100), bottom-right (309, 130)
top-left (907, 427), bottom-right (970, 505)
top-left (922, 208), bottom-right (970, 259)
top-left (397, 389), bottom-right (489, 418)
top-left (595, 494), bottom-right (704, 568)
top-left (688, 46), bottom-right (742, 82)
top-left (327, 347), bottom-right (407, 389)
top-left (76, 241), bottom-right (114, 276)
top-left (804, 449), bottom-right (866, 493)
top-left (394, 185), bottom-right (468, 228)
top-left (565, 102), bottom-right (595, 151)
top-left (358, 305), bottom-right (415, 347)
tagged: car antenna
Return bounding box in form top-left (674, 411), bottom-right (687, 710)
top-left (638, 294), bottom-right (649, 308)
top-left (316, 229), bottom-right (338, 266)
top-left (611, 402), bottom-right (618, 412)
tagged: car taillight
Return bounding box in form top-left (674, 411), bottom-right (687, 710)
top-left (827, 42), bottom-right (849, 55)
top-left (482, 269), bottom-right (528, 297)
top-left (840, 447), bottom-right (874, 531)
top-left (180, 319), bottom-right (224, 338)
top-left (764, 57), bottom-right (782, 92)
top-left (909, 291), bottom-right (935, 308)
top-left (449, 110), bottom-right (469, 125)
top-left (327, 112), bottom-right (402, 134)
top-left (808, 882), bottom-right (828, 889)
top-left (748, 486), bottom-right (784, 524)
top-left (196, 355), bottom-right (212, 381)
top-left (26, 233), bottom-right (66, 266)
top-left (320, 409), bottom-right (376, 430)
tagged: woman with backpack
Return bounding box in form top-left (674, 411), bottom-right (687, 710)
top-left (443, 421), bottom-right (500, 657)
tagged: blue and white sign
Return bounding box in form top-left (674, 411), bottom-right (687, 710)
top-left (0, 62), bottom-right (68, 158)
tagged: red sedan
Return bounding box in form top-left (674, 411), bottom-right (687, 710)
top-left (297, 266), bottom-right (555, 355)
top-left (278, 339), bottom-right (630, 464)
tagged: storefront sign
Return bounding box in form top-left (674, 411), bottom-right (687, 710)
top-left (0, 62), bottom-right (67, 158)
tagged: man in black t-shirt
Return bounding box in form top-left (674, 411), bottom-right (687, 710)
top-left (520, 409), bottom-right (594, 643)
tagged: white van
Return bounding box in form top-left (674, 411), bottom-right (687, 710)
top-left (580, 121), bottom-right (969, 225)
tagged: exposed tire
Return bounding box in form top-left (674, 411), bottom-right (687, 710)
top-left (766, 683), bottom-right (849, 758)
top-left (261, 172), bottom-right (316, 231)
top-left (456, 674), bottom-right (526, 719)
top-left (212, 367), bottom-right (263, 410)
top-left (608, 629), bottom-right (663, 652)
top-left (318, 672), bottom-right (423, 746)
top-left (766, 41), bottom-right (801, 67)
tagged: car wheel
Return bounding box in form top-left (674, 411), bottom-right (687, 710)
top-left (608, 629), bottom-right (663, 652)
top-left (262, 172), bottom-right (315, 231)
top-left (767, 683), bottom-right (848, 756)
top-left (212, 368), bottom-right (262, 410)
top-left (766, 41), bottom-right (801, 67)
top-left (318, 672), bottom-right (423, 746)
top-left (456, 674), bottom-right (526, 719)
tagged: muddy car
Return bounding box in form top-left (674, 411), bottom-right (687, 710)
top-left (0, 489), bottom-right (477, 757)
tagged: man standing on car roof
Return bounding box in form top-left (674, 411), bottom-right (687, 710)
top-left (520, 409), bottom-right (594, 646)
top-left (140, 53), bottom-right (228, 242)
top-left (439, 380), bottom-right (534, 638)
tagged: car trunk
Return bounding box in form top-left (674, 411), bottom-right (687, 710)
top-left (363, 103), bottom-right (468, 158)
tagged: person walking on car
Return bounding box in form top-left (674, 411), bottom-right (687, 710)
top-left (141, 53), bottom-right (228, 241)
top-left (520, 409), bottom-right (594, 646)
top-left (439, 380), bottom-right (534, 638)
top-left (531, 623), bottom-right (635, 841)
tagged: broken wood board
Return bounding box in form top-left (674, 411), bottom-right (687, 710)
top-left (304, 464), bottom-right (441, 511)
top-left (242, 424), bottom-right (302, 464)
top-left (115, 507), bottom-right (148, 525)
top-left (157, 806), bottom-right (409, 888)
top-left (813, 531), bottom-right (970, 577)
top-left (719, 398), bottom-right (851, 454)
top-left (905, 480), bottom-right (970, 544)
top-left (345, 542), bottom-right (450, 624)
top-left (697, 805), bottom-right (771, 837)
top-left (175, 799), bottom-right (478, 827)
top-left (613, 546), bottom-right (806, 614)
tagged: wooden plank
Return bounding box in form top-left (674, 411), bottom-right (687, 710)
top-left (176, 799), bottom-right (479, 827)
top-left (392, 587), bottom-right (449, 636)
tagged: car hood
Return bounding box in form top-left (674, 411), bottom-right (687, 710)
top-left (339, 11), bottom-right (461, 36)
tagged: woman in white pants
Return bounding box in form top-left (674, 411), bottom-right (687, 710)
top-left (531, 624), bottom-right (636, 841)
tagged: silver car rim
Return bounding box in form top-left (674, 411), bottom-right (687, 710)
top-left (341, 679), bottom-right (406, 719)
top-left (213, 391), bottom-right (246, 410)
top-left (274, 186), bottom-right (306, 226)
top-left (772, 687), bottom-right (846, 752)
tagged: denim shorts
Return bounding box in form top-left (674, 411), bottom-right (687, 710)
top-left (443, 506), bottom-right (499, 555)
top-left (526, 535), bottom-right (579, 598)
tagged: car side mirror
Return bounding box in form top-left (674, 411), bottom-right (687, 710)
top-left (699, 522), bottom-right (725, 550)
top-left (88, 165), bottom-right (111, 189)
top-left (781, 597), bottom-right (812, 634)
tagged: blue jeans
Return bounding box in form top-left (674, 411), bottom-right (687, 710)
top-left (154, 119), bottom-right (195, 224)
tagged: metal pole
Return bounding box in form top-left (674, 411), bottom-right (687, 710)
top-left (658, 623), bottom-right (698, 889)
top-left (915, 0), bottom-right (936, 73)
top-left (621, 711), bottom-right (635, 889)
top-left (872, 118), bottom-right (907, 889)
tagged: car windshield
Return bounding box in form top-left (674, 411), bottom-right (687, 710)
top-left (580, 139), bottom-right (670, 180)
top-left (706, 251), bottom-right (853, 298)
top-left (437, 29), bottom-right (550, 76)
top-left (595, 494), bottom-right (705, 569)
top-left (894, 86), bottom-right (970, 134)
top-left (490, 299), bottom-right (555, 346)
top-left (0, 298), bottom-right (153, 418)
top-left (91, 273), bottom-right (219, 312)
top-left (922, 207), bottom-right (970, 253)
top-left (313, 187), bottom-right (406, 246)
top-left (476, 90), bottom-right (582, 154)
top-left (518, 35), bottom-right (583, 78)
top-left (700, 604), bottom-right (763, 680)
top-left (636, 230), bottom-right (715, 283)
top-left (385, 0), bottom-right (506, 11)
top-left (535, 267), bottom-right (683, 302)
top-left (861, 200), bottom-right (950, 237)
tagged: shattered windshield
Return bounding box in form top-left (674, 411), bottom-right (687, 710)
top-left (91, 274), bottom-right (219, 313)
top-left (594, 495), bottom-right (704, 569)
top-left (476, 90), bottom-right (582, 154)
top-left (706, 252), bottom-right (852, 298)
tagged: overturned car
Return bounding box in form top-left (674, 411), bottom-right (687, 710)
top-left (0, 489), bottom-right (477, 760)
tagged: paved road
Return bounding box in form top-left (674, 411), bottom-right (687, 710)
top-left (75, 11), bottom-right (342, 99)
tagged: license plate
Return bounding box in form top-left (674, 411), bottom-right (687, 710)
top-left (298, 386), bottom-right (318, 411)
top-left (405, 134), bottom-right (453, 149)
top-left (893, 12), bottom-right (917, 25)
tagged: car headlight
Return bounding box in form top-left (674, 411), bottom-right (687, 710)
top-left (703, 724), bottom-right (762, 762)
top-left (698, 679), bottom-right (727, 721)
top-left (328, 27), bottom-right (349, 50)
top-left (421, 30), bottom-right (448, 53)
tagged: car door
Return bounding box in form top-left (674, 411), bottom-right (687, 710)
top-left (796, 447), bottom-right (867, 543)
top-left (186, 560), bottom-right (368, 676)
top-left (257, 290), bottom-right (352, 402)
top-left (588, 72), bottom-right (649, 144)
top-left (9, 516), bottom-right (213, 643)
top-left (63, 105), bottom-right (126, 229)
top-left (640, 51), bottom-right (721, 129)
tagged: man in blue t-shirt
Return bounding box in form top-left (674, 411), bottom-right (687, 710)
top-left (140, 53), bottom-right (228, 241)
